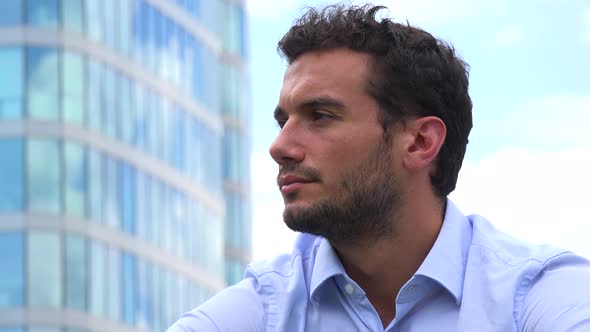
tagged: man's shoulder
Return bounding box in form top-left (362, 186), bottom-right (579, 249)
top-left (468, 214), bottom-right (572, 268)
top-left (456, 213), bottom-right (590, 330)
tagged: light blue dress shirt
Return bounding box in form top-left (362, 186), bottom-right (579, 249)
top-left (168, 200), bottom-right (590, 331)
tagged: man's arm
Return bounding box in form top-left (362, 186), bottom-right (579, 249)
top-left (167, 277), bottom-right (266, 332)
top-left (521, 254), bottom-right (590, 331)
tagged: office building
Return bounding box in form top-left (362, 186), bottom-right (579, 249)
top-left (0, 0), bottom-right (250, 331)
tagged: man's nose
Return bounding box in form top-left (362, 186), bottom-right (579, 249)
top-left (269, 120), bottom-right (305, 166)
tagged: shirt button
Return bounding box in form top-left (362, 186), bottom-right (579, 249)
top-left (344, 284), bottom-right (355, 295)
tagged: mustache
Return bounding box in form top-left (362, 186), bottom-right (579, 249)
top-left (277, 164), bottom-right (322, 186)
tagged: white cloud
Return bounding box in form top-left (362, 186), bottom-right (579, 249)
top-left (479, 94), bottom-right (590, 150)
top-left (250, 151), bottom-right (298, 260)
top-left (582, 7), bottom-right (590, 43)
top-left (451, 148), bottom-right (590, 258)
top-left (492, 26), bottom-right (523, 47)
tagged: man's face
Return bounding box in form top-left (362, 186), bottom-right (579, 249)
top-left (269, 48), bottom-right (403, 245)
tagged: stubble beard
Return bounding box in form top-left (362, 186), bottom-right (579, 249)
top-left (282, 140), bottom-right (402, 246)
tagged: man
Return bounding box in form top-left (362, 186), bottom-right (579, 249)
top-left (168, 4), bottom-right (590, 331)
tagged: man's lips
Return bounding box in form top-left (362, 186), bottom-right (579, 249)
top-left (278, 175), bottom-right (315, 194)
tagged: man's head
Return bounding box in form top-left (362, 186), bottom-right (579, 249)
top-left (277, 4), bottom-right (472, 199)
top-left (270, 4), bottom-right (472, 244)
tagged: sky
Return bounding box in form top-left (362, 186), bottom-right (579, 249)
top-left (245, 0), bottom-right (590, 261)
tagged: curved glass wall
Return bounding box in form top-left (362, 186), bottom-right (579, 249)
top-left (0, 0), bottom-right (251, 331)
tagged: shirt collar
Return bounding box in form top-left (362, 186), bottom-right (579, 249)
top-left (309, 237), bottom-right (346, 302)
top-left (308, 199), bottom-right (472, 305)
top-left (414, 199), bottom-right (472, 304)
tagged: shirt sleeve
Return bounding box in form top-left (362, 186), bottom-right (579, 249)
top-left (166, 277), bottom-right (266, 332)
top-left (521, 253), bottom-right (590, 332)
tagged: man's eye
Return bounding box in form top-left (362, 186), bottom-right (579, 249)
top-left (312, 111), bottom-right (332, 121)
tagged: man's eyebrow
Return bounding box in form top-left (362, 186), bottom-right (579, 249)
top-left (274, 97), bottom-right (345, 121)
top-left (298, 97), bottom-right (345, 111)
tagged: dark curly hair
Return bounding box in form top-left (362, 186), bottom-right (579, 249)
top-left (278, 4), bottom-right (473, 198)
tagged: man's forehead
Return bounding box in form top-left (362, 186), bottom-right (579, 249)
top-left (280, 49), bottom-right (372, 100)
top-left (284, 48), bottom-right (372, 78)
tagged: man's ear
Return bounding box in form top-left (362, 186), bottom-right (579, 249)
top-left (402, 116), bottom-right (446, 171)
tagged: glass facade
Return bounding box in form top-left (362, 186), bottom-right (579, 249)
top-left (0, 1), bottom-right (250, 331)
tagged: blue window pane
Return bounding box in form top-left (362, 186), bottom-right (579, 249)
top-left (0, 232), bottom-right (24, 307)
top-left (162, 187), bottom-right (172, 252)
top-left (27, 139), bottom-right (61, 213)
top-left (150, 179), bottom-right (163, 246)
top-left (103, 0), bottom-right (116, 50)
top-left (238, 6), bottom-right (247, 58)
top-left (203, 127), bottom-right (222, 194)
top-left (121, 163), bottom-right (135, 234)
top-left (62, 51), bottom-right (85, 125)
top-left (122, 253), bottom-right (136, 326)
top-left (135, 170), bottom-right (148, 241)
top-left (89, 241), bottom-right (106, 316)
top-left (136, 259), bottom-right (152, 329)
top-left (172, 190), bottom-right (188, 258)
top-left (88, 149), bottom-right (103, 223)
top-left (172, 109), bottom-right (185, 171)
top-left (0, 47), bottom-right (24, 119)
top-left (146, 93), bottom-right (159, 157)
top-left (161, 270), bottom-right (174, 329)
top-left (160, 16), bottom-right (175, 82)
top-left (153, 8), bottom-right (164, 75)
top-left (107, 246), bottom-right (121, 321)
top-left (161, 100), bottom-right (173, 165)
top-left (26, 47), bottom-right (59, 120)
top-left (152, 265), bottom-right (161, 331)
top-left (103, 67), bottom-right (118, 138)
top-left (202, 48), bottom-right (219, 113)
top-left (184, 0), bottom-right (199, 17)
top-left (62, 0), bottom-right (84, 34)
top-left (117, 0), bottom-right (132, 56)
top-left (178, 29), bottom-right (189, 93)
top-left (131, 83), bottom-right (147, 149)
top-left (87, 59), bottom-right (102, 131)
top-left (176, 277), bottom-right (187, 321)
top-left (188, 36), bottom-right (203, 103)
top-left (64, 142), bottom-right (87, 218)
top-left (26, 0), bottom-right (58, 27)
top-left (0, 2), bottom-right (23, 25)
top-left (200, 0), bottom-right (217, 35)
top-left (187, 116), bottom-right (202, 181)
top-left (28, 231), bottom-right (62, 308)
top-left (65, 234), bottom-right (87, 310)
top-left (0, 138), bottom-right (24, 212)
top-left (120, 76), bottom-right (133, 145)
top-left (145, 4), bottom-right (156, 72)
top-left (132, 0), bottom-right (147, 65)
top-left (85, 0), bottom-right (102, 42)
top-left (104, 157), bottom-right (120, 228)
top-left (170, 21), bottom-right (181, 86)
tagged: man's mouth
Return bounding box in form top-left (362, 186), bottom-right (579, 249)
top-left (278, 174), bottom-right (314, 195)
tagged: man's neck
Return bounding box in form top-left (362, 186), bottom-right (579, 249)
top-left (331, 197), bottom-right (445, 327)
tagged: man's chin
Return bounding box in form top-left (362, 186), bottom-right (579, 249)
top-left (282, 202), bottom-right (325, 235)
